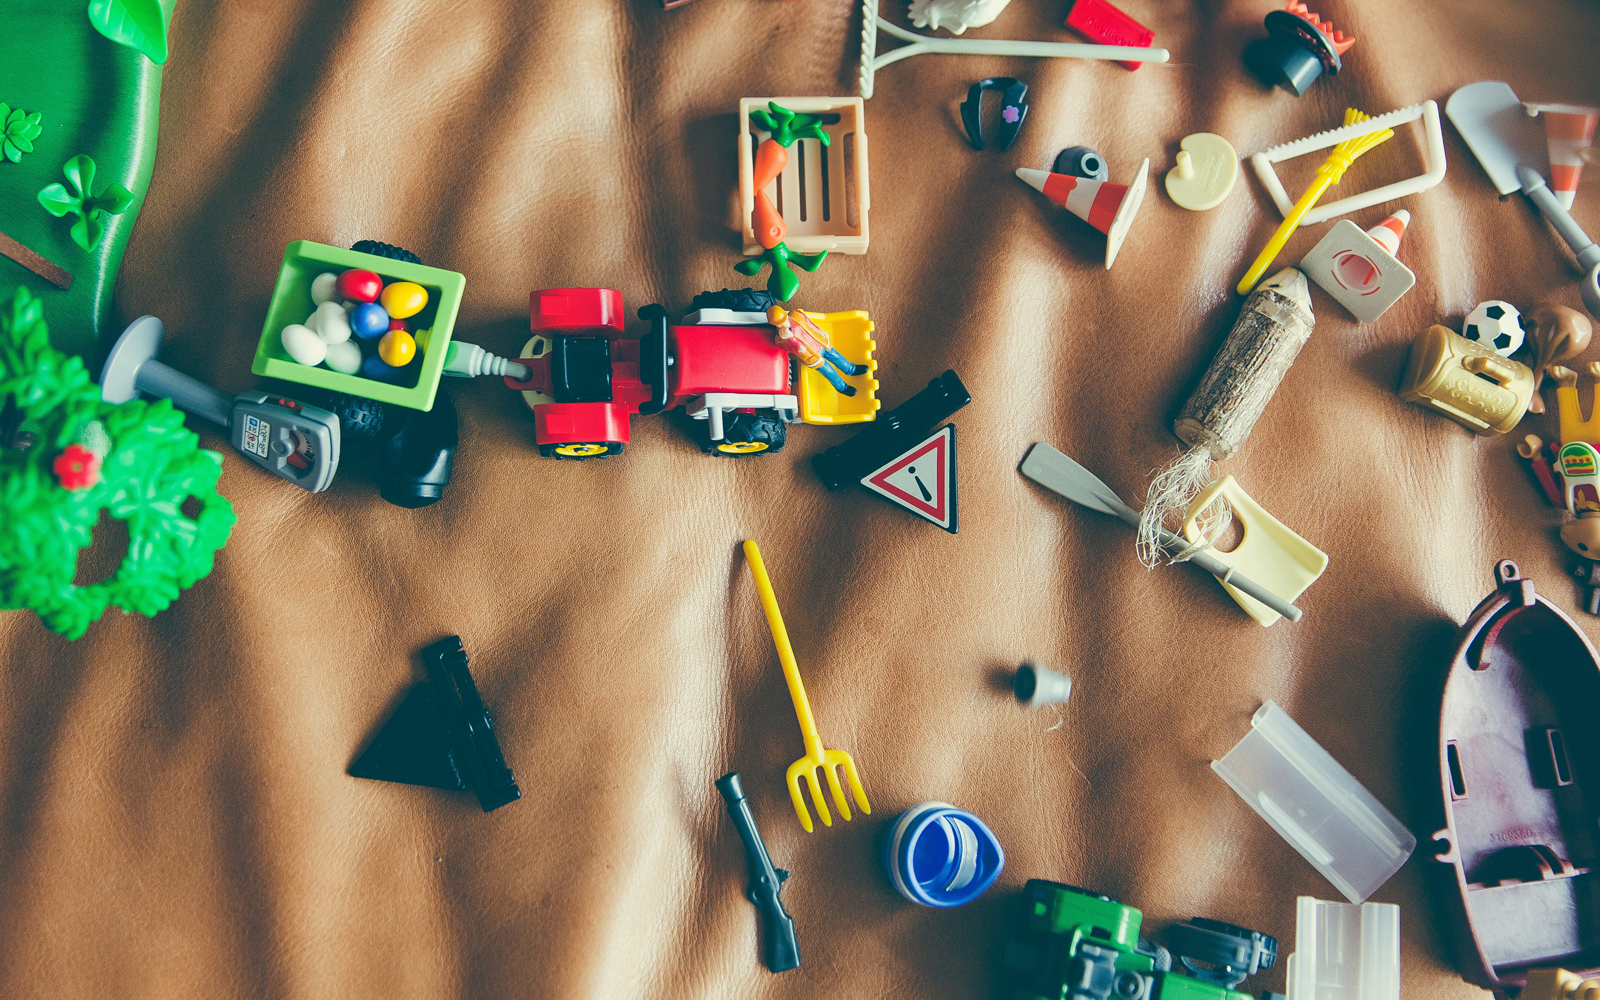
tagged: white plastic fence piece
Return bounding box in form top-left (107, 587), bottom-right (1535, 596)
top-left (1285, 897), bottom-right (1402, 1000)
top-left (1212, 701), bottom-right (1416, 903)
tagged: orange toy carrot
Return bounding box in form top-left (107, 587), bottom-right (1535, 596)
top-left (753, 138), bottom-right (788, 191)
top-left (751, 191), bottom-right (786, 249)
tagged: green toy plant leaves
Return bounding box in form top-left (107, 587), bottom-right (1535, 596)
top-left (749, 102), bottom-right (830, 149)
top-left (37, 154), bottom-right (134, 253)
top-left (87, 0), bottom-right (177, 65)
top-left (734, 243), bottom-right (827, 303)
top-left (0, 105), bottom-right (44, 163)
top-left (0, 286), bottom-right (235, 639)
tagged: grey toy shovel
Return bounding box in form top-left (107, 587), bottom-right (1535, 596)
top-left (1448, 82), bottom-right (1600, 319)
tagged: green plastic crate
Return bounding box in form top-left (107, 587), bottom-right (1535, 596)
top-left (251, 240), bottom-right (466, 411)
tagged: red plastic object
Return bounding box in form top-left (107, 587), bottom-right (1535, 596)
top-left (1065, 0), bottom-right (1155, 71)
top-left (533, 401), bottom-right (634, 447)
top-left (669, 325), bottom-right (789, 398)
top-left (1432, 560), bottom-right (1600, 997)
top-left (1533, 455), bottom-right (1565, 507)
top-left (1286, 0), bottom-right (1353, 55)
top-left (335, 269), bottom-right (382, 303)
top-left (530, 288), bottom-right (626, 336)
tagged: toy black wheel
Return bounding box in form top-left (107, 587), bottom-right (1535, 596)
top-left (351, 240), bottom-right (422, 265)
top-left (314, 391), bottom-right (393, 443)
top-left (705, 412), bottom-right (785, 456)
top-left (1167, 917), bottom-right (1277, 988)
top-left (539, 441), bottom-right (623, 460)
top-left (690, 288), bottom-right (776, 314)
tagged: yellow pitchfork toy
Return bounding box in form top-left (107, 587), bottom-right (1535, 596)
top-left (1236, 107), bottom-right (1394, 295)
top-left (742, 540), bottom-right (870, 832)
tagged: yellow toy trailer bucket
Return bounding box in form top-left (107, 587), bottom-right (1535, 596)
top-left (797, 310), bottom-right (879, 425)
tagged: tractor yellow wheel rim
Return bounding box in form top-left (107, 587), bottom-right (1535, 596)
top-left (556, 443), bottom-right (610, 457)
top-left (717, 441), bottom-right (769, 454)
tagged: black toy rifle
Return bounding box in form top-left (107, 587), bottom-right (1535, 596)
top-left (715, 772), bottom-right (800, 973)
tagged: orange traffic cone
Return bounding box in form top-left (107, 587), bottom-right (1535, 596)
top-left (1526, 102), bottom-right (1598, 210)
top-left (1365, 210), bottom-right (1409, 256)
top-left (1016, 158), bottom-right (1150, 269)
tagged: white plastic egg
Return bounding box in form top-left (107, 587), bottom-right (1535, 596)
top-left (309, 300), bottom-right (352, 344)
top-left (280, 323), bottom-right (327, 366)
top-left (324, 339), bottom-right (362, 374)
top-left (310, 272), bottom-right (340, 305)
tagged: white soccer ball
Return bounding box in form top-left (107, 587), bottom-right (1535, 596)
top-left (1462, 300), bottom-right (1524, 356)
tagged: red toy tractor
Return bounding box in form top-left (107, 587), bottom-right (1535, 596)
top-left (504, 288), bottom-right (878, 458)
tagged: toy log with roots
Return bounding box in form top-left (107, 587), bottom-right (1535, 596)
top-left (1137, 268), bottom-right (1316, 569)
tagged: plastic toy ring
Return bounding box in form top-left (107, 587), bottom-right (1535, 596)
top-left (960, 78), bottom-right (1028, 152)
top-left (882, 802), bottom-right (1004, 908)
top-left (555, 443), bottom-right (610, 457)
top-left (717, 441), bottom-right (769, 454)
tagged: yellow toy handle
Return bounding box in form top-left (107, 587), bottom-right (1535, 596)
top-left (743, 541), bottom-right (825, 758)
top-left (1237, 109), bottom-right (1394, 295)
top-left (1236, 174), bottom-right (1333, 294)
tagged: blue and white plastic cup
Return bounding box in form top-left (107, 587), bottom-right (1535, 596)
top-left (882, 802), bottom-right (1004, 908)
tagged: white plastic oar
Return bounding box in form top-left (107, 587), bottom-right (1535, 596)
top-left (1020, 443), bottom-right (1304, 623)
top-left (859, 0), bottom-right (1170, 99)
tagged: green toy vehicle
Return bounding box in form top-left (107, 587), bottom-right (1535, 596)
top-left (1000, 881), bottom-right (1281, 1000)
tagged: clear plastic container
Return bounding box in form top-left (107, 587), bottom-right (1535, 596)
top-left (1286, 897), bottom-right (1402, 1000)
top-left (1211, 701), bottom-right (1416, 903)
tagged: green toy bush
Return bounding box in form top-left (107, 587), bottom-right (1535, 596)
top-left (0, 285), bottom-right (234, 638)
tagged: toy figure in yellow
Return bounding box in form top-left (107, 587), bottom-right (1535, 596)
top-left (766, 305), bottom-right (866, 396)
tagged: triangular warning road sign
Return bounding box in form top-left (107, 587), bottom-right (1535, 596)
top-left (861, 425), bottom-right (957, 533)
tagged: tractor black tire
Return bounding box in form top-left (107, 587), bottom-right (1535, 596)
top-left (539, 441), bottom-right (624, 460)
top-left (312, 391), bottom-right (393, 443)
top-left (351, 240), bottom-right (422, 265)
top-left (704, 412), bottom-right (786, 456)
top-left (690, 288), bottom-right (777, 314)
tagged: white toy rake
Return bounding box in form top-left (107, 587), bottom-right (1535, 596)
top-left (857, 0), bottom-right (1170, 99)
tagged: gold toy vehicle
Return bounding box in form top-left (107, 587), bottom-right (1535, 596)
top-left (1399, 324), bottom-right (1535, 435)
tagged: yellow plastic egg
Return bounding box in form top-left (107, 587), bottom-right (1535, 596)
top-left (380, 281), bottom-right (429, 319)
top-left (378, 329), bottom-right (416, 367)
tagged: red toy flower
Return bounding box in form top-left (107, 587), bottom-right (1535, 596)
top-left (53, 443), bottom-right (102, 491)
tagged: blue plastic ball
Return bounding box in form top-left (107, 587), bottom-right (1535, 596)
top-left (362, 353), bottom-right (422, 386)
top-left (351, 302), bottom-right (390, 340)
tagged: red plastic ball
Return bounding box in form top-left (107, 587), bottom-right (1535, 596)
top-left (335, 269), bottom-right (382, 303)
top-left (387, 318), bottom-right (410, 332)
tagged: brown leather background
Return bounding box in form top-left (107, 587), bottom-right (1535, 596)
top-left (4, 1), bottom-right (1600, 996)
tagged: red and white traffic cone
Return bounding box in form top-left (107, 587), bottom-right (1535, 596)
top-left (1527, 103), bottom-right (1598, 210)
top-left (1016, 158), bottom-right (1150, 269)
top-left (1365, 210), bottom-right (1409, 256)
